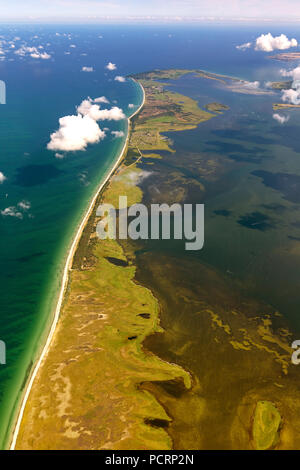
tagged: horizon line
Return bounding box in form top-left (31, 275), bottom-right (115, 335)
top-left (1, 16), bottom-right (300, 24)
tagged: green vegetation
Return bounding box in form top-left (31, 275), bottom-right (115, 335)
top-left (129, 75), bottom-right (216, 153)
top-left (131, 69), bottom-right (191, 81)
top-left (205, 102), bottom-right (230, 113)
top-left (15, 164), bottom-right (191, 450)
top-left (252, 401), bottom-right (281, 450)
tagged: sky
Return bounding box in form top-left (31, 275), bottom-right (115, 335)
top-left (1, 0), bottom-right (300, 22)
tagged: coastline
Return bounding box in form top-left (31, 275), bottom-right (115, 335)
top-left (9, 79), bottom-right (146, 450)
top-left (9, 67), bottom-right (297, 450)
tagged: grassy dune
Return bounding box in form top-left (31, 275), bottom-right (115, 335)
top-left (15, 165), bottom-right (191, 450)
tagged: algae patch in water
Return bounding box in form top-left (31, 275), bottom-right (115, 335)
top-left (252, 401), bottom-right (281, 450)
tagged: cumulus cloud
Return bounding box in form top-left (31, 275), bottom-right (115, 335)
top-left (1, 200), bottom-right (31, 219)
top-left (128, 103), bottom-right (135, 109)
top-left (273, 113), bottom-right (290, 124)
top-left (77, 98), bottom-right (125, 121)
top-left (115, 75), bottom-right (126, 83)
top-left (15, 45), bottom-right (51, 59)
top-left (106, 62), bottom-right (116, 71)
top-left (255, 33), bottom-right (298, 52)
top-left (31, 51), bottom-right (51, 60)
top-left (81, 66), bottom-right (94, 72)
top-left (111, 130), bottom-right (125, 138)
top-left (236, 42), bottom-right (252, 50)
top-left (279, 66), bottom-right (300, 104)
top-left (47, 114), bottom-right (105, 152)
top-left (48, 97), bottom-right (126, 153)
top-left (243, 80), bottom-right (260, 89)
top-left (281, 66), bottom-right (300, 81)
top-left (93, 106), bottom-right (125, 121)
top-left (94, 96), bottom-right (109, 104)
top-left (282, 88), bottom-right (300, 104)
top-left (1, 206), bottom-right (23, 219)
top-left (18, 200), bottom-right (31, 210)
top-left (0, 171), bottom-right (6, 183)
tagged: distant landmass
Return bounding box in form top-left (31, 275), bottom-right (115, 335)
top-left (269, 52), bottom-right (300, 61)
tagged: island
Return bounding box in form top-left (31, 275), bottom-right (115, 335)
top-left (205, 102), bottom-right (230, 113)
top-left (269, 52), bottom-right (300, 61)
top-left (273, 103), bottom-right (300, 110)
top-left (269, 81), bottom-right (292, 90)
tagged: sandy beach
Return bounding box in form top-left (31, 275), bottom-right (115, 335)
top-left (9, 80), bottom-right (145, 450)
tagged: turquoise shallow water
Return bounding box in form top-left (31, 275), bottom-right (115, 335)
top-left (0, 22), bottom-right (300, 448)
top-left (0, 25), bottom-right (144, 447)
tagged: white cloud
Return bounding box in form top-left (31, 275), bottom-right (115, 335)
top-left (117, 170), bottom-right (152, 186)
top-left (255, 33), bottom-right (298, 52)
top-left (282, 88), bottom-right (300, 104)
top-left (18, 200), bottom-right (31, 210)
top-left (1, 200), bottom-right (30, 219)
top-left (94, 106), bottom-right (126, 121)
top-left (111, 130), bottom-right (125, 138)
top-left (273, 113), bottom-right (290, 124)
top-left (281, 66), bottom-right (300, 81)
top-left (15, 46), bottom-right (34, 56)
top-left (0, 171), bottom-right (6, 183)
top-left (115, 76), bottom-right (126, 83)
top-left (279, 66), bottom-right (300, 104)
top-left (94, 96), bottom-right (109, 104)
top-left (240, 80), bottom-right (260, 89)
top-left (31, 52), bottom-right (51, 60)
top-left (48, 96), bottom-right (126, 153)
top-left (47, 114), bottom-right (105, 152)
top-left (77, 98), bottom-right (125, 121)
top-left (55, 152), bottom-right (64, 159)
top-left (106, 62), bottom-right (116, 71)
top-left (236, 42), bottom-right (252, 50)
top-left (76, 99), bottom-right (100, 118)
top-left (81, 66), bottom-right (94, 72)
top-left (15, 45), bottom-right (51, 59)
top-left (128, 103), bottom-right (135, 109)
top-left (1, 206), bottom-right (23, 219)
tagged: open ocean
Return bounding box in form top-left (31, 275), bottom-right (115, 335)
top-left (0, 22), bottom-right (300, 447)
